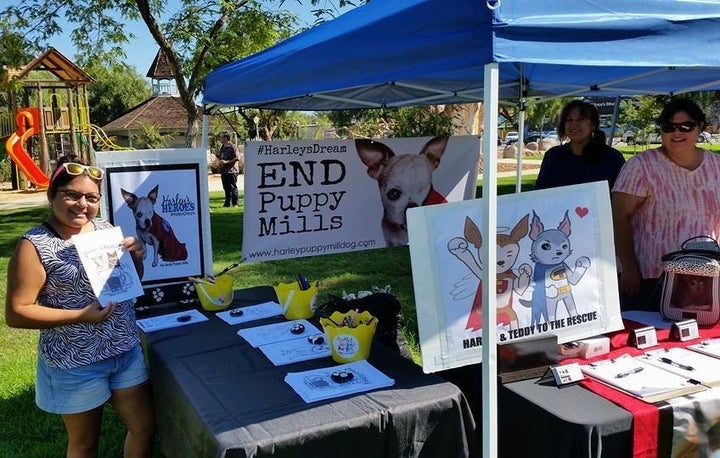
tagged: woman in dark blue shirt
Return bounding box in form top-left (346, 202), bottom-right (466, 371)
top-left (534, 100), bottom-right (625, 190)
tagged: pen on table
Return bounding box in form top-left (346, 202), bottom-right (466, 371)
top-left (659, 357), bottom-right (694, 371)
top-left (615, 367), bottom-right (644, 378)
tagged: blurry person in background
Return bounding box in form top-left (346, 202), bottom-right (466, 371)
top-left (218, 131), bottom-right (241, 207)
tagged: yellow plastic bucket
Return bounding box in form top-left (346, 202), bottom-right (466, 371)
top-left (191, 275), bottom-right (234, 311)
top-left (274, 281), bottom-right (318, 320)
top-left (320, 310), bottom-right (378, 363)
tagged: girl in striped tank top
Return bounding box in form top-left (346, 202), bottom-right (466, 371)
top-left (5, 155), bottom-right (155, 457)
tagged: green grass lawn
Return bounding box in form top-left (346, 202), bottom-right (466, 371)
top-left (525, 142), bottom-right (720, 161)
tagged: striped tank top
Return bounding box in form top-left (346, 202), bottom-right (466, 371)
top-left (23, 220), bottom-right (139, 369)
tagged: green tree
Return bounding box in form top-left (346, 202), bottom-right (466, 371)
top-left (391, 106), bottom-right (454, 137)
top-left (525, 98), bottom-right (568, 131)
top-left (84, 61), bottom-right (152, 127)
top-left (326, 107), bottom-right (454, 138)
top-left (0, 23), bottom-right (34, 103)
top-left (686, 91), bottom-right (720, 132)
top-left (0, 29), bottom-right (32, 70)
top-left (618, 96), bottom-right (668, 140)
top-left (1, 0), bottom-right (302, 146)
top-left (133, 121), bottom-right (174, 149)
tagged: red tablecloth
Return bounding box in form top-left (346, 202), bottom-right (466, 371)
top-left (563, 319), bottom-right (720, 457)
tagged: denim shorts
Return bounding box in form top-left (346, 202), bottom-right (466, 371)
top-left (35, 345), bottom-right (149, 414)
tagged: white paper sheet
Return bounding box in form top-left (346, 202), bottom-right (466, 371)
top-left (640, 347), bottom-right (720, 387)
top-left (71, 226), bottom-right (144, 306)
top-left (284, 360), bottom-right (395, 403)
top-left (136, 309), bottom-right (208, 333)
top-left (689, 338), bottom-right (720, 359)
top-left (580, 353), bottom-right (706, 402)
top-left (216, 301), bottom-right (284, 325)
top-left (259, 334), bottom-right (331, 366)
top-left (236, 319), bottom-right (321, 347)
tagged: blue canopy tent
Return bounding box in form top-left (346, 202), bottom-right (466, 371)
top-left (202, 1), bottom-right (720, 455)
top-left (204, 0), bottom-right (720, 110)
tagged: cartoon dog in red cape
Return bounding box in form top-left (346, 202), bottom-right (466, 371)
top-left (448, 214), bottom-right (532, 331)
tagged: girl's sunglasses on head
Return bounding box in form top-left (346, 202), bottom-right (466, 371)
top-left (660, 121), bottom-right (698, 133)
top-left (51, 162), bottom-right (104, 183)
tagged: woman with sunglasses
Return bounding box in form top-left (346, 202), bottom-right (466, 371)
top-left (534, 99), bottom-right (625, 190)
top-left (612, 98), bottom-right (720, 311)
top-left (5, 155), bottom-right (155, 456)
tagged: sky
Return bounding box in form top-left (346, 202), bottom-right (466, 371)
top-left (1, 1), bottom-right (344, 79)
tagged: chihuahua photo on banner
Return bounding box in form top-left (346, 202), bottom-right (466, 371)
top-left (356, 136), bottom-right (449, 246)
top-left (121, 184), bottom-right (188, 268)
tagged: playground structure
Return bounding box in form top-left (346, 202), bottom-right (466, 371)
top-left (2, 48), bottom-right (129, 189)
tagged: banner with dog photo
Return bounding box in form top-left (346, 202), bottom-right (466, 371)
top-left (96, 149), bottom-right (213, 305)
top-left (242, 135), bottom-right (480, 262)
top-left (406, 181), bottom-right (623, 373)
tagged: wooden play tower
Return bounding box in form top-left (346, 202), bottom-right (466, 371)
top-left (1, 48), bottom-right (122, 189)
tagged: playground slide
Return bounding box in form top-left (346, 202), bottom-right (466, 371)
top-left (5, 107), bottom-right (50, 188)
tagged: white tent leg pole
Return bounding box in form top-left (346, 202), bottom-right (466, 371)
top-left (200, 111), bottom-right (214, 275)
top-left (516, 111), bottom-right (525, 193)
top-left (482, 62), bottom-right (499, 458)
top-left (201, 112), bottom-right (209, 150)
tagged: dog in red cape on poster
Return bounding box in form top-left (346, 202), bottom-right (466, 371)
top-left (356, 136), bottom-right (449, 246)
top-left (121, 185), bottom-right (188, 268)
top-left (447, 214), bottom-right (532, 332)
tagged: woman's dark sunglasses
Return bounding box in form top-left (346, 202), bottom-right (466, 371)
top-left (660, 121), bottom-right (698, 133)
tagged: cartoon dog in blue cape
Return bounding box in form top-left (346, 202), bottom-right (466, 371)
top-left (520, 210), bottom-right (590, 326)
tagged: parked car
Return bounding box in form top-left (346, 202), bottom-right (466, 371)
top-left (699, 131), bottom-right (713, 143)
top-left (523, 131), bottom-right (541, 143)
top-left (621, 129), bottom-right (661, 145)
top-left (505, 131), bottom-right (519, 144)
top-left (621, 130), bottom-right (636, 144)
top-left (524, 130), bottom-right (558, 143)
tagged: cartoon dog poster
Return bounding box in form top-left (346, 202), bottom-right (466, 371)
top-left (407, 181), bottom-right (623, 373)
top-left (96, 149), bottom-right (212, 291)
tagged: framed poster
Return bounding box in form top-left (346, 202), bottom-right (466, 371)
top-left (95, 149), bottom-right (213, 306)
top-left (407, 181), bottom-right (623, 373)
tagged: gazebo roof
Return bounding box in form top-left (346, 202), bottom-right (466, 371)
top-left (101, 95), bottom-right (196, 133)
top-left (146, 49), bottom-right (175, 80)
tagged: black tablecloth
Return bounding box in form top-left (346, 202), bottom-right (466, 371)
top-left (140, 286), bottom-right (478, 458)
top-left (499, 378), bottom-right (633, 457)
top-left (436, 362), bottom-right (634, 457)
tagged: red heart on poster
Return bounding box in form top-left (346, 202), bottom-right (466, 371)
top-left (575, 207), bottom-right (589, 218)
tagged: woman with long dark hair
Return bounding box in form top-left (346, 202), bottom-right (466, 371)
top-left (534, 99), bottom-right (625, 190)
top-left (5, 155), bottom-right (155, 457)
